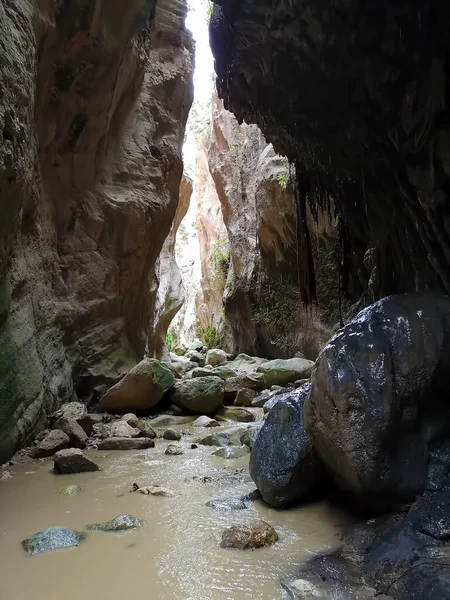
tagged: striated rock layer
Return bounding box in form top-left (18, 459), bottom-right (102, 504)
top-left (210, 0), bottom-right (450, 302)
top-left (0, 0), bottom-right (194, 463)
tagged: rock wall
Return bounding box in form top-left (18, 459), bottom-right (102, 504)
top-left (210, 0), bottom-right (450, 302)
top-left (0, 0), bottom-right (194, 463)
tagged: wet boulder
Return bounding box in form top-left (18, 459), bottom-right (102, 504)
top-left (215, 406), bottom-right (255, 423)
top-left (198, 426), bottom-right (249, 447)
top-left (110, 421), bottom-right (140, 439)
top-left (98, 358), bottom-right (175, 413)
top-left (304, 292), bottom-right (450, 509)
top-left (53, 416), bottom-right (88, 449)
top-left (240, 422), bottom-right (263, 449)
top-left (97, 437), bottom-right (154, 451)
top-left (22, 527), bottom-right (86, 555)
top-left (121, 413), bottom-right (139, 427)
top-left (250, 384), bottom-right (324, 508)
top-left (257, 357), bottom-right (314, 387)
top-left (192, 415), bottom-right (220, 428)
top-left (53, 448), bottom-right (100, 474)
top-left (224, 374), bottom-right (265, 401)
top-left (165, 444), bottom-right (184, 456)
top-left (213, 446), bottom-right (250, 459)
top-left (34, 430), bottom-right (70, 458)
top-left (170, 376), bottom-right (224, 415)
top-left (185, 349), bottom-right (205, 366)
top-left (87, 514), bottom-right (143, 532)
top-left (234, 388), bottom-right (257, 407)
top-left (220, 520), bottom-right (278, 549)
top-left (205, 349), bottom-right (228, 367)
top-left (163, 428), bottom-right (181, 441)
top-left (51, 402), bottom-right (93, 435)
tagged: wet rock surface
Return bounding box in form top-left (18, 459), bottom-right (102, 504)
top-left (22, 527), bottom-right (86, 556)
top-left (170, 376), bottom-right (225, 414)
top-left (87, 515), bottom-right (144, 532)
top-left (34, 430), bottom-right (70, 459)
top-left (53, 449), bottom-right (100, 474)
top-left (220, 521), bottom-right (278, 549)
top-left (97, 438), bottom-right (155, 451)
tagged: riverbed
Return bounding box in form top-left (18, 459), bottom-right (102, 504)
top-left (0, 423), bottom-right (353, 600)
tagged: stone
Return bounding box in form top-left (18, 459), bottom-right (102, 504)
top-left (137, 486), bottom-right (175, 497)
top-left (53, 416), bottom-right (88, 449)
top-left (34, 430), bottom-right (70, 458)
top-left (294, 378), bottom-right (310, 389)
top-left (165, 444), bottom-right (184, 456)
top-left (98, 358), bottom-right (175, 413)
top-left (188, 339), bottom-right (204, 352)
top-left (148, 415), bottom-right (196, 428)
top-left (173, 345), bottom-right (187, 356)
top-left (58, 485), bottom-right (82, 496)
top-left (220, 521), bottom-right (278, 549)
top-left (206, 498), bottom-right (248, 510)
top-left (240, 422), bottom-right (263, 449)
top-left (270, 385), bottom-right (284, 391)
top-left (98, 438), bottom-right (154, 451)
top-left (163, 428), bottom-right (182, 441)
top-left (304, 293), bottom-right (450, 509)
top-left (257, 357), bottom-right (314, 387)
top-left (121, 414), bottom-right (139, 427)
top-left (224, 374), bottom-right (265, 401)
top-left (52, 403), bottom-right (93, 435)
top-left (110, 421), bottom-right (140, 439)
top-left (135, 420), bottom-right (157, 439)
top-left (87, 515), bottom-right (144, 532)
top-left (192, 416), bottom-right (220, 428)
top-left (215, 406), bottom-right (255, 423)
top-left (198, 427), bottom-right (248, 447)
top-left (230, 354), bottom-right (267, 373)
top-left (234, 388), bottom-right (257, 407)
top-left (185, 350), bottom-right (205, 366)
top-left (205, 349), bottom-right (228, 367)
top-left (192, 365), bottom-right (237, 379)
top-left (170, 376), bottom-right (224, 414)
top-left (165, 356), bottom-right (198, 377)
top-left (53, 449), bottom-right (100, 474)
top-left (213, 446), bottom-right (250, 459)
top-left (35, 429), bottom-right (50, 442)
top-left (22, 527), bottom-right (86, 556)
top-left (408, 490), bottom-right (450, 540)
top-left (250, 385), bottom-right (324, 508)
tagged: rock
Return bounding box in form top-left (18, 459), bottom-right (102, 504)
top-left (257, 357), bottom-right (314, 387)
top-left (35, 429), bottom-right (50, 442)
top-left (220, 521), bottom-right (278, 549)
top-left (22, 527), bottom-right (86, 555)
top-left (163, 428), bottom-right (182, 441)
top-left (294, 378), bottom-right (310, 388)
top-left (137, 486), bottom-right (175, 497)
top-left (408, 490), bottom-right (450, 540)
top-left (170, 376), bottom-right (224, 415)
top-left (213, 446), bottom-right (250, 459)
top-left (135, 420), bottom-right (157, 439)
top-left (206, 349), bottom-right (228, 367)
top-left (234, 389), bottom-right (257, 407)
top-left (173, 345), bottom-right (187, 356)
top-left (87, 515), bottom-right (144, 532)
top-left (188, 339), bottom-right (205, 352)
top-left (169, 404), bottom-right (189, 417)
top-left (53, 416), bottom-right (88, 449)
top-left (149, 415), bottom-right (196, 428)
top-left (224, 374), bottom-right (265, 401)
top-left (165, 356), bottom-right (198, 377)
top-left (185, 350), bottom-right (205, 366)
top-left (250, 385), bottom-right (324, 508)
top-left (165, 444), bottom-right (184, 456)
top-left (270, 385), bottom-right (284, 391)
top-left (304, 293), bottom-right (450, 509)
top-left (110, 421), bottom-right (140, 439)
top-left (241, 489), bottom-right (262, 502)
top-left (192, 416), bottom-right (220, 428)
top-left (121, 414), bottom-right (139, 427)
top-left (240, 422), bottom-right (263, 449)
top-left (198, 427), bottom-right (249, 447)
top-left (88, 414), bottom-right (110, 425)
top-left (34, 430), bottom-right (70, 458)
top-left (215, 406), bottom-right (255, 423)
top-left (51, 403), bottom-right (94, 435)
top-left (58, 485), bottom-right (82, 496)
top-left (206, 498), bottom-right (248, 510)
top-left (192, 365), bottom-right (238, 379)
top-left (230, 354), bottom-right (267, 373)
top-left (98, 358), bottom-right (175, 413)
top-left (98, 438), bottom-right (154, 451)
top-left (53, 449), bottom-right (99, 474)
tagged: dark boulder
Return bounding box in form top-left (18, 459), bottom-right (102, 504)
top-left (249, 384), bottom-right (324, 507)
top-left (305, 292), bottom-right (450, 510)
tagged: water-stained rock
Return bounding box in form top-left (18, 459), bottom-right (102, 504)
top-left (305, 292), bottom-right (450, 509)
top-left (53, 449), bottom-right (100, 474)
top-left (250, 384), bottom-right (324, 508)
top-left (34, 430), bottom-right (70, 459)
top-left (257, 357), bottom-right (314, 387)
top-left (234, 389), bottom-right (257, 407)
top-left (170, 376), bottom-right (224, 415)
top-left (213, 446), bottom-right (250, 459)
top-left (220, 521), bottom-right (278, 549)
top-left (87, 515), bottom-right (144, 532)
top-left (206, 349), bottom-right (228, 367)
top-left (53, 416), bottom-right (88, 449)
top-left (215, 407), bottom-right (255, 423)
top-left (192, 416), bottom-right (220, 428)
top-left (163, 428), bottom-right (182, 441)
top-left (98, 438), bottom-right (154, 451)
top-left (22, 527), bottom-right (86, 556)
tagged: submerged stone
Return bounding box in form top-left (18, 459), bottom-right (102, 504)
top-left (220, 521), bottom-right (278, 549)
top-left (212, 446), bottom-right (250, 459)
top-left (22, 526), bottom-right (86, 555)
top-left (206, 498), bottom-right (248, 510)
top-left (86, 514), bottom-right (144, 532)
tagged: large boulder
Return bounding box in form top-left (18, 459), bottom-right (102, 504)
top-left (22, 527), bottom-right (86, 555)
top-left (250, 385), bottom-right (324, 508)
top-left (206, 349), bottom-right (228, 367)
top-left (257, 357), bottom-right (314, 387)
top-left (53, 416), bottom-right (88, 449)
top-left (170, 376), bottom-right (224, 414)
top-left (224, 374), bottom-right (265, 401)
top-left (53, 449), bottom-right (99, 474)
top-left (97, 438), bottom-right (154, 451)
top-left (110, 421), bottom-right (140, 439)
top-left (304, 292), bottom-right (450, 509)
top-left (34, 430), bottom-right (70, 458)
top-left (51, 402), bottom-right (93, 435)
top-left (215, 406), bottom-right (255, 423)
top-left (98, 358), bottom-right (175, 413)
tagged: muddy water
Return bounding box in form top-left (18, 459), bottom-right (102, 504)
top-left (0, 424), bottom-right (353, 600)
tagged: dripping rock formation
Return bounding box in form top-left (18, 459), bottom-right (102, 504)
top-left (0, 0), bottom-right (194, 463)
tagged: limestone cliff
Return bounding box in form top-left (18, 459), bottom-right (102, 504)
top-left (0, 0), bottom-right (194, 463)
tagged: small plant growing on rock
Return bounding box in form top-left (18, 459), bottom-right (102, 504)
top-left (277, 172), bottom-right (289, 189)
top-left (210, 238), bottom-right (231, 291)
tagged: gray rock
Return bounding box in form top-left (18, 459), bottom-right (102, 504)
top-left (52, 402), bottom-right (93, 435)
top-left (110, 421), bottom-right (140, 439)
top-left (121, 413), bottom-right (139, 427)
top-left (240, 422), bottom-right (263, 449)
top-left (35, 430), bottom-right (70, 458)
top-left (149, 415), bottom-right (196, 428)
top-left (165, 444), bottom-right (184, 456)
top-left (170, 376), bottom-right (224, 415)
top-left (53, 448), bottom-right (100, 474)
top-left (206, 498), bottom-right (248, 510)
top-left (185, 349), bottom-right (205, 366)
top-left (205, 348), bottom-right (228, 367)
top-left (192, 415), bottom-right (220, 428)
top-left (53, 416), bottom-right (88, 449)
top-left (213, 446), bottom-right (250, 459)
top-left (58, 485), bottom-right (82, 496)
top-left (250, 384), bottom-right (324, 508)
top-left (22, 527), bottom-right (86, 555)
top-left (215, 406), bottom-right (255, 423)
top-left (220, 521), bottom-right (278, 549)
top-left (135, 420), bottom-right (157, 439)
top-left (234, 388), bottom-right (257, 407)
top-left (257, 357), bottom-right (314, 387)
top-left (97, 437), bottom-right (154, 451)
top-left (87, 514), bottom-right (144, 532)
top-left (163, 428), bottom-right (182, 441)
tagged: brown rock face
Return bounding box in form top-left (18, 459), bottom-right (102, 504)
top-left (0, 0), bottom-right (193, 463)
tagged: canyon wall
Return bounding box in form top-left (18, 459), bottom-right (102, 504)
top-left (210, 0), bottom-right (450, 302)
top-left (0, 0), bottom-right (194, 463)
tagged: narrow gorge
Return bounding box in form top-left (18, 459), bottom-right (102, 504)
top-left (1, 1), bottom-right (450, 599)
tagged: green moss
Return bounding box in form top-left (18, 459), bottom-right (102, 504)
top-left (210, 238), bottom-right (230, 291)
top-left (195, 324), bottom-right (223, 350)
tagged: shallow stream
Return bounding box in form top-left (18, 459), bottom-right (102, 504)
top-left (0, 422), bottom-right (353, 600)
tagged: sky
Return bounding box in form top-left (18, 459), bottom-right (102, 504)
top-left (186, 0), bottom-right (215, 105)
